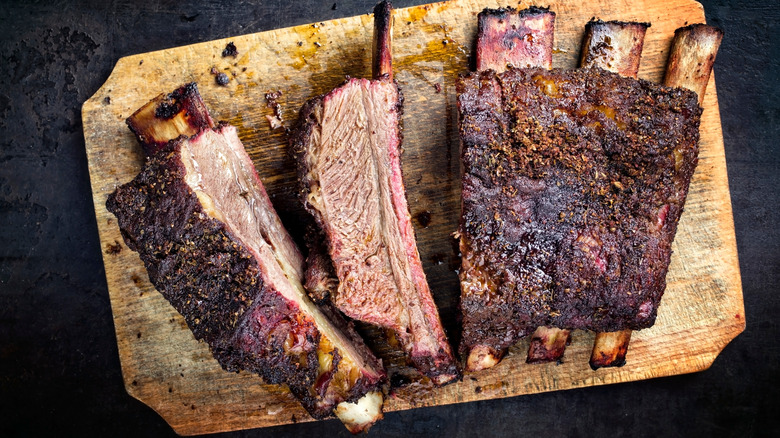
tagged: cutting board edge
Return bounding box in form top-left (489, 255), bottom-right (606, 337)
top-left (114, 311), bottom-right (748, 436)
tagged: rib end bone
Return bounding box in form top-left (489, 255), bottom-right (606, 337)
top-left (466, 345), bottom-right (503, 372)
top-left (590, 330), bottom-right (632, 369)
top-left (664, 23), bottom-right (724, 105)
top-left (372, 0), bottom-right (393, 79)
top-left (527, 327), bottom-right (571, 364)
top-left (126, 82), bottom-right (215, 155)
top-left (580, 20), bottom-right (650, 78)
top-left (334, 391), bottom-right (385, 434)
top-left (475, 6), bottom-right (555, 72)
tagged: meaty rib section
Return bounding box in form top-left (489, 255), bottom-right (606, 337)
top-left (457, 67), bottom-right (701, 362)
top-left (292, 76), bottom-right (458, 385)
top-left (580, 19), bottom-right (649, 370)
top-left (107, 85), bottom-right (386, 432)
top-left (468, 5), bottom-right (558, 370)
top-left (587, 22), bottom-right (721, 370)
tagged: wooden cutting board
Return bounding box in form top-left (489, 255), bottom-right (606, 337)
top-left (82, 0), bottom-right (744, 434)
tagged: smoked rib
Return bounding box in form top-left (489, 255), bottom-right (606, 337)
top-left (581, 19), bottom-right (649, 369)
top-left (464, 6), bottom-right (557, 371)
top-left (589, 21), bottom-right (722, 370)
top-left (107, 83), bottom-right (386, 432)
top-left (291, 1), bottom-right (459, 385)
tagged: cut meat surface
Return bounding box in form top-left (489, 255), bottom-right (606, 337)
top-left (107, 85), bottom-right (386, 432)
top-left (301, 79), bottom-right (406, 331)
top-left (457, 67), bottom-right (702, 359)
top-left (292, 76), bottom-right (459, 385)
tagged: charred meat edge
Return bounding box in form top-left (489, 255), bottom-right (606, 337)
top-left (111, 83), bottom-right (386, 432)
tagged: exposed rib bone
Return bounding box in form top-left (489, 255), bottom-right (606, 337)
top-left (591, 329), bottom-right (632, 369)
top-left (475, 6), bottom-right (555, 72)
top-left (664, 24), bottom-right (723, 104)
top-left (372, 0), bottom-right (393, 79)
top-left (125, 82), bottom-right (215, 156)
top-left (580, 20), bottom-right (649, 79)
top-left (526, 326), bottom-right (572, 364)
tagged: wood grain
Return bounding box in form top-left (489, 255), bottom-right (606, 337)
top-left (81, 0), bottom-right (744, 434)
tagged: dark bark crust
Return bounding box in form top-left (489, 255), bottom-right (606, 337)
top-left (458, 67), bottom-right (702, 355)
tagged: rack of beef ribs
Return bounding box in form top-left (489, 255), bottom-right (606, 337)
top-left (106, 83), bottom-right (387, 433)
top-left (458, 6), bottom-right (720, 372)
top-left (290, 0), bottom-right (459, 385)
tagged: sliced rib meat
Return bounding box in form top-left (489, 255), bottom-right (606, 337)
top-left (292, 1), bottom-right (458, 385)
top-left (292, 76), bottom-right (458, 385)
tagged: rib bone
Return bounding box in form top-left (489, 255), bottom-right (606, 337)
top-left (475, 6), bottom-right (555, 72)
top-left (125, 82), bottom-right (214, 156)
top-left (372, 0), bottom-right (393, 79)
top-left (580, 20), bottom-right (650, 78)
top-left (664, 24), bottom-right (724, 104)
